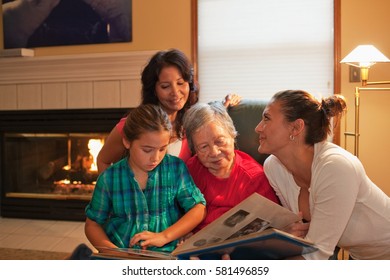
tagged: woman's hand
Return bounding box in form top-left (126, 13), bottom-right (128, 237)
top-left (130, 231), bottom-right (168, 249)
top-left (223, 94), bottom-right (242, 107)
top-left (282, 221), bottom-right (310, 238)
top-left (282, 211), bottom-right (310, 238)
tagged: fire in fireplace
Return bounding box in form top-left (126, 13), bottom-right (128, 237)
top-left (0, 108), bottom-right (129, 221)
top-left (6, 133), bottom-right (103, 197)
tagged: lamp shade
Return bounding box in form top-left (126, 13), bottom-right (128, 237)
top-left (340, 45), bottom-right (390, 67)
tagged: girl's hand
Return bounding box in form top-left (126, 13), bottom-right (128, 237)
top-left (129, 231), bottom-right (168, 249)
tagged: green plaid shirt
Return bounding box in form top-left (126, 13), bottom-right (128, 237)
top-left (85, 154), bottom-right (205, 252)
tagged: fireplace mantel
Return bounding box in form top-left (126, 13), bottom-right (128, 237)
top-left (0, 50), bottom-right (156, 85)
top-left (0, 51), bottom-right (156, 110)
top-left (0, 51), bottom-right (157, 220)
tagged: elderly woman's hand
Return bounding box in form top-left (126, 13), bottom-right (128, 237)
top-left (223, 94), bottom-right (242, 108)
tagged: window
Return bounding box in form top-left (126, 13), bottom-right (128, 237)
top-left (196, 0), bottom-right (335, 103)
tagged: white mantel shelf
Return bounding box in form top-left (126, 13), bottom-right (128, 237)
top-left (0, 50), bottom-right (156, 110)
top-left (0, 50), bottom-right (156, 85)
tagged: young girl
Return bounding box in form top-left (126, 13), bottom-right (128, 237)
top-left (85, 104), bottom-right (206, 253)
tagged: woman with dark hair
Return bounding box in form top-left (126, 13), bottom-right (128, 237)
top-left (255, 89), bottom-right (390, 260)
top-left (97, 48), bottom-right (240, 173)
top-left (140, 49), bottom-right (199, 145)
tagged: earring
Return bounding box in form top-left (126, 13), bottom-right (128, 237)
top-left (289, 135), bottom-right (295, 141)
top-left (189, 68), bottom-right (195, 92)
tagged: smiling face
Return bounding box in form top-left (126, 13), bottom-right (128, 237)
top-left (155, 66), bottom-right (190, 115)
top-left (255, 101), bottom-right (293, 156)
top-left (123, 130), bottom-right (170, 174)
top-left (192, 122), bottom-right (235, 178)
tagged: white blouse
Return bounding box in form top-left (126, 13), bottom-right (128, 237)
top-left (167, 139), bottom-right (182, 157)
top-left (264, 141), bottom-right (390, 260)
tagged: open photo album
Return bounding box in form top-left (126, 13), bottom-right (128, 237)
top-left (171, 193), bottom-right (317, 259)
top-left (91, 193), bottom-right (317, 260)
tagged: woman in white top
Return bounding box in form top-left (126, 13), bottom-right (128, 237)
top-left (255, 89), bottom-right (390, 260)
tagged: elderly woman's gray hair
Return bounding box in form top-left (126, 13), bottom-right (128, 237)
top-left (183, 102), bottom-right (237, 154)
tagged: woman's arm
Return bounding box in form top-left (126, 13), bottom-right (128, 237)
top-left (85, 217), bottom-right (117, 250)
top-left (129, 203), bottom-right (206, 249)
top-left (97, 125), bottom-right (126, 173)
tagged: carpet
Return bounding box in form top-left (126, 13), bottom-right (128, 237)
top-left (0, 248), bottom-right (69, 260)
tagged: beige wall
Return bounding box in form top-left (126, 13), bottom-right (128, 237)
top-left (340, 0), bottom-right (390, 195)
top-left (0, 0), bottom-right (192, 58)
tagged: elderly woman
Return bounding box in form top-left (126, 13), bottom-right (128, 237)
top-left (183, 102), bottom-right (279, 232)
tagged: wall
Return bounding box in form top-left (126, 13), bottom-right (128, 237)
top-left (0, 0), bottom-right (192, 56)
top-left (340, 0), bottom-right (390, 195)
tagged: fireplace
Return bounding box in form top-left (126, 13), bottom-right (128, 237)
top-left (0, 108), bottom-right (129, 221)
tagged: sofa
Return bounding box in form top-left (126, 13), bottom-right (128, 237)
top-left (227, 99), bottom-right (270, 165)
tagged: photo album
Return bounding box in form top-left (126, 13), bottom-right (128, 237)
top-left (92, 193), bottom-right (317, 260)
top-left (171, 193), bottom-right (317, 259)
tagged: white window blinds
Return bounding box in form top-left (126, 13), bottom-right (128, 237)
top-left (198, 0), bottom-right (334, 103)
